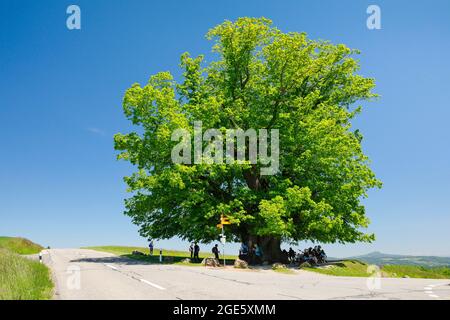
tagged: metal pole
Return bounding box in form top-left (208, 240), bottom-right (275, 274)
top-left (222, 225), bottom-right (225, 266)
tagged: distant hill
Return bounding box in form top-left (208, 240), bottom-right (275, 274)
top-left (348, 251), bottom-right (450, 268)
top-left (0, 236), bottom-right (43, 255)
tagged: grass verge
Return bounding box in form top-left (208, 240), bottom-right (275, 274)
top-left (303, 260), bottom-right (375, 277)
top-left (0, 249), bottom-right (53, 300)
top-left (304, 260), bottom-right (450, 279)
top-left (0, 237), bottom-right (43, 255)
top-left (382, 265), bottom-right (450, 279)
top-left (272, 268), bottom-right (296, 274)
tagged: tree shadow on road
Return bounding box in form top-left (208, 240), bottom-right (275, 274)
top-left (70, 255), bottom-right (150, 265)
top-left (70, 254), bottom-right (236, 267)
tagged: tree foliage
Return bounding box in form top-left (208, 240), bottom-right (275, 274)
top-left (114, 18), bottom-right (381, 254)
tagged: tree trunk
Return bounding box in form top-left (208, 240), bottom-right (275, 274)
top-left (241, 167), bottom-right (286, 263)
top-left (258, 236), bottom-right (287, 263)
top-left (244, 235), bottom-right (287, 264)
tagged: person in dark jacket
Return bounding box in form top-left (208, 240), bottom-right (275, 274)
top-left (193, 242), bottom-right (200, 262)
top-left (288, 247), bottom-right (296, 262)
top-left (212, 244), bottom-right (220, 260)
top-left (148, 240), bottom-right (154, 256)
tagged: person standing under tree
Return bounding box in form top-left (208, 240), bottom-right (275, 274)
top-left (288, 247), bottom-right (296, 262)
top-left (189, 242), bottom-right (194, 259)
top-left (255, 244), bottom-right (263, 264)
top-left (212, 244), bottom-right (220, 261)
top-left (193, 242), bottom-right (200, 262)
top-left (239, 243), bottom-right (249, 261)
top-left (148, 240), bottom-right (154, 256)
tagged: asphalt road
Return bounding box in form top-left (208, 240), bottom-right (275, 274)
top-left (42, 249), bottom-right (450, 300)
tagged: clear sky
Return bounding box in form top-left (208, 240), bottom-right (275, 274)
top-left (1, 0), bottom-right (449, 257)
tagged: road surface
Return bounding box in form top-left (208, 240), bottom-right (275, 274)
top-left (42, 249), bottom-right (450, 300)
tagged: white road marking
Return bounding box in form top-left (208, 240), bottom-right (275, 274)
top-left (426, 282), bottom-right (450, 300)
top-left (103, 263), bottom-right (166, 291)
top-left (423, 284), bottom-right (441, 299)
top-left (103, 263), bottom-right (165, 291)
top-left (105, 264), bottom-right (118, 270)
top-left (140, 279), bottom-right (166, 290)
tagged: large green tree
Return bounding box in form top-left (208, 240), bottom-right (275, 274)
top-left (114, 17), bottom-right (381, 262)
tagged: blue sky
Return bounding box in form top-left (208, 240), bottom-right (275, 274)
top-left (1, 0), bottom-right (449, 257)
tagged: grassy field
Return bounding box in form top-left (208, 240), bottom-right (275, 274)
top-left (303, 260), bottom-right (378, 277)
top-left (85, 245), bottom-right (237, 266)
top-left (0, 237), bottom-right (43, 255)
top-left (382, 265), bottom-right (450, 279)
top-left (0, 236), bottom-right (53, 300)
top-left (304, 260), bottom-right (450, 279)
top-left (272, 267), bottom-right (296, 274)
top-left (0, 248), bottom-right (53, 300)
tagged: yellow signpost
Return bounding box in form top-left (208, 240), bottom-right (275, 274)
top-left (218, 214), bottom-right (231, 266)
top-left (221, 215), bottom-right (231, 225)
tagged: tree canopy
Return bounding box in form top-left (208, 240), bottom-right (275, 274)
top-left (114, 17), bottom-right (381, 261)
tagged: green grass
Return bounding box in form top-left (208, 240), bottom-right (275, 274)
top-left (0, 249), bottom-right (53, 300)
top-left (304, 260), bottom-right (376, 277)
top-left (84, 245), bottom-right (237, 266)
top-left (382, 265), bottom-right (450, 279)
top-left (273, 268), bottom-right (296, 274)
top-left (0, 237), bottom-right (43, 255)
top-left (304, 260), bottom-right (450, 279)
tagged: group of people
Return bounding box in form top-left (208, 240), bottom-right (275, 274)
top-left (150, 239), bottom-right (326, 266)
top-left (288, 246), bottom-right (327, 265)
top-left (189, 242), bottom-right (201, 261)
top-left (238, 243), bottom-right (263, 264)
top-left (190, 243), bottom-right (222, 261)
top-left (189, 242), bottom-right (326, 266)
